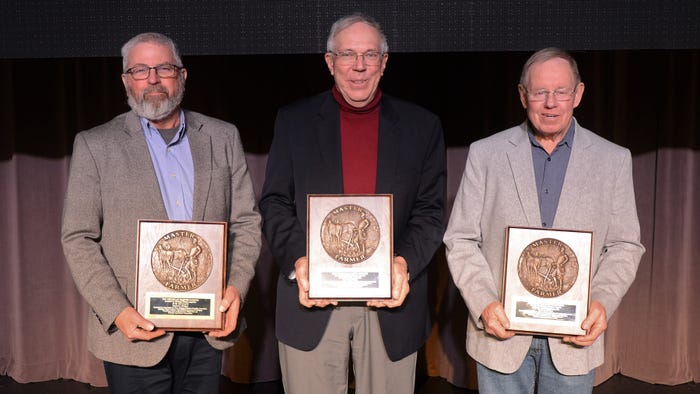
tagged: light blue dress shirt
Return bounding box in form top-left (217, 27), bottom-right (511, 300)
top-left (140, 111), bottom-right (194, 221)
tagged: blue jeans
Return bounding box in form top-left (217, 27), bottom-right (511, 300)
top-left (476, 337), bottom-right (595, 394)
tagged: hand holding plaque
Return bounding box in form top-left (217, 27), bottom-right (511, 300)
top-left (136, 220), bottom-right (227, 331)
top-left (307, 195), bottom-right (393, 300)
top-left (502, 226), bottom-right (592, 337)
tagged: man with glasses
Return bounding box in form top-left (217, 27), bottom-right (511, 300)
top-left (444, 47), bottom-right (644, 393)
top-left (61, 32), bottom-right (261, 394)
top-left (260, 13), bottom-right (446, 394)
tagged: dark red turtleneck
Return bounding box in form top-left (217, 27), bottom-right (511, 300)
top-left (332, 86), bottom-right (381, 194)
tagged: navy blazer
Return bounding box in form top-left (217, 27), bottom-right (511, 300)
top-left (260, 91), bottom-right (446, 361)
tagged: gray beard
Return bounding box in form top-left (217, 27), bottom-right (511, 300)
top-left (126, 82), bottom-right (185, 121)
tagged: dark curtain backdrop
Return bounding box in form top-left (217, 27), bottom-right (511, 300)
top-left (1, 50), bottom-right (699, 388)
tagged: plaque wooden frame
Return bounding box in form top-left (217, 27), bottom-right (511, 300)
top-left (136, 220), bottom-right (227, 331)
top-left (307, 194), bottom-right (393, 300)
top-left (502, 226), bottom-right (592, 337)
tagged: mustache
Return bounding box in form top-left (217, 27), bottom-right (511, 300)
top-left (142, 85), bottom-right (169, 97)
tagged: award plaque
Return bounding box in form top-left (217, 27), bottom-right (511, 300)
top-left (502, 226), bottom-right (592, 336)
top-left (136, 220), bottom-right (227, 331)
top-left (307, 194), bottom-right (393, 300)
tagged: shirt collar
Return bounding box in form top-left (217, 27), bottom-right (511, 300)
top-left (139, 110), bottom-right (186, 143)
top-left (332, 85), bottom-right (382, 114)
top-left (527, 119), bottom-right (576, 149)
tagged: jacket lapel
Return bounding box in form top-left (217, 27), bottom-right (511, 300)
top-left (375, 97), bottom-right (400, 194)
top-left (123, 112), bottom-right (168, 217)
top-left (316, 94), bottom-right (344, 193)
top-left (552, 120), bottom-right (594, 228)
top-left (506, 123), bottom-right (541, 227)
top-left (185, 113), bottom-right (211, 221)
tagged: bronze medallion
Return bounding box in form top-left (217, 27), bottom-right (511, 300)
top-left (320, 204), bottom-right (380, 264)
top-left (151, 230), bottom-right (213, 291)
top-left (517, 238), bottom-right (578, 298)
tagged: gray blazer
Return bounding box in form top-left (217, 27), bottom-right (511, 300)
top-left (61, 110), bottom-right (261, 367)
top-left (444, 120), bottom-right (644, 375)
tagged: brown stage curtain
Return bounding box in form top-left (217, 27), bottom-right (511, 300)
top-left (1, 51), bottom-right (698, 387)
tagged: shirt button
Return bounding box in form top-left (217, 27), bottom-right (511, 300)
top-left (547, 157), bottom-right (552, 162)
top-left (545, 189), bottom-right (549, 194)
top-left (542, 222), bottom-right (547, 227)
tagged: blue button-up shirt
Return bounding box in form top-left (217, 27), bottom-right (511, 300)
top-left (528, 121), bottom-right (575, 228)
top-left (141, 111), bottom-right (194, 220)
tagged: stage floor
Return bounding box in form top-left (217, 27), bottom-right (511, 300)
top-left (1, 374), bottom-right (698, 393)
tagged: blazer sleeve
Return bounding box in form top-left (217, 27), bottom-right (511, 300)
top-left (259, 108), bottom-right (307, 279)
top-left (222, 124), bottom-right (263, 302)
top-left (590, 149), bottom-right (645, 318)
top-left (443, 141), bottom-right (500, 326)
top-left (393, 114), bottom-right (447, 279)
top-left (60, 132), bottom-right (132, 332)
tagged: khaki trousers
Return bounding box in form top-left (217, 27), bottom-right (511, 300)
top-left (278, 306), bottom-right (417, 394)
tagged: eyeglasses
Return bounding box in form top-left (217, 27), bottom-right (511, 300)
top-left (331, 50), bottom-right (385, 66)
top-left (124, 64), bottom-right (182, 80)
top-left (524, 87), bottom-right (577, 102)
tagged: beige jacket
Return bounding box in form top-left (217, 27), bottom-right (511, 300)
top-left (61, 110), bottom-right (261, 366)
top-left (444, 120), bottom-right (644, 375)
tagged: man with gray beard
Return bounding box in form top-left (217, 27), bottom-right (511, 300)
top-left (61, 32), bottom-right (261, 394)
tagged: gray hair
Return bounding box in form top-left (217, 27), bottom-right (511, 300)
top-left (519, 47), bottom-right (581, 87)
top-left (326, 13), bottom-right (388, 54)
top-left (121, 32), bottom-right (183, 72)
